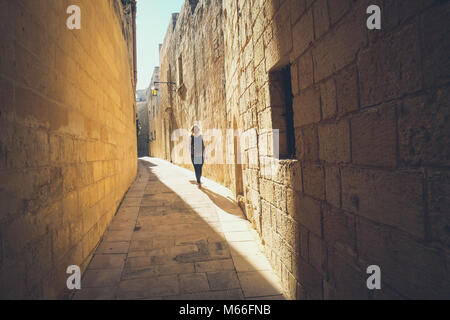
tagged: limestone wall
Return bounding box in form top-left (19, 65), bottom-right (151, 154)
top-left (0, 0), bottom-right (137, 299)
top-left (156, 0), bottom-right (229, 186)
top-left (223, 0), bottom-right (450, 299)
top-left (148, 67), bottom-right (162, 158)
top-left (155, 0), bottom-right (449, 299)
top-left (137, 100), bottom-right (149, 157)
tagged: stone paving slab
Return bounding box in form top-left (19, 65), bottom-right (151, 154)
top-left (73, 158), bottom-right (285, 300)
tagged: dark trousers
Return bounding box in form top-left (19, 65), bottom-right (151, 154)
top-left (193, 163), bottom-right (203, 183)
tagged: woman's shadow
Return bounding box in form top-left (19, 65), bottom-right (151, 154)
top-left (189, 181), bottom-right (244, 217)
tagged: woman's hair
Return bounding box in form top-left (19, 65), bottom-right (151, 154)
top-left (191, 125), bottom-right (200, 136)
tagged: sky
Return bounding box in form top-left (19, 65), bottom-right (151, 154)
top-left (136, 0), bottom-right (185, 91)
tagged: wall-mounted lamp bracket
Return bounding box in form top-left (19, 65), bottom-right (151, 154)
top-left (151, 81), bottom-right (177, 96)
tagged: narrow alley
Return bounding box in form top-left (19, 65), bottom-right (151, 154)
top-left (73, 158), bottom-right (283, 300)
top-left (0, 0), bottom-right (449, 301)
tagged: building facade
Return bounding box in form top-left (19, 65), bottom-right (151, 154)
top-left (151, 0), bottom-right (450, 299)
top-left (0, 0), bottom-right (138, 298)
top-left (148, 67), bottom-right (161, 157)
top-left (136, 89), bottom-right (149, 157)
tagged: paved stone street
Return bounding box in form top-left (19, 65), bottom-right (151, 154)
top-left (73, 158), bottom-right (284, 300)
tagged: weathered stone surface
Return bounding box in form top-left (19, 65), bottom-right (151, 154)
top-left (96, 241), bottom-right (130, 255)
top-left (207, 271), bottom-right (241, 290)
top-left (328, 0), bottom-right (351, 25)
top-left (325, 165), bottom-right (341, 209)
top-left (318, 120), bottom-right (351, 164)
top-left (325, 247), bottom-right (367, 300)
top-left (398, 89), bottom-right (450, 167)
top-left (72, 159), bottom-right (283, 300)
top-left (88, 254), bottom-right (127, 270)
top-left (82, 269), bottom-right (123, 288)
top-left (342, 167), bottom-right (424, 238)
top-left (297, 51), bottom-right (314, 91)
top-left (312, 2), bottom-right (367, 82)
top-left (238, 270), bottom-right (283, 298)
top-left (291, 9), bottom-right (314, 60)
top-left (323, 205), bottom-right (355, 253)
top-left (320, 78), bottom-right (337, 120)
top-left (0, 0), bottom-right (137, 299)
top-left (421, 2), bottom-right (450, 88)
top-left (296, 194), bottom-right (322, 237)
top-left (313, 0), bottom-right (330, 40)
top-left (117, 275), bottom-right (180, 299)
top-left (358, 21), bottom-right (421, 107)
top-left (426, 169), bottom-right (450, 247)
top-left (351, 103), bottom-right (397, 168)
top-left (293, 256), bottom-right (323, 300)
top-left (293, 86), bottom-right (321, 128)
top-left (302, 162), bottom-right (325, 200)
top-left (356, 218), bottom-right (450, 299)
top-left (194, 259), bottom-right (234, 273)
top-left (336, 64), bottom-right (359, 114)
top-left (295, 125), bottom-right (319, 161)
top-left (179, 273), bottom-right (210, 294)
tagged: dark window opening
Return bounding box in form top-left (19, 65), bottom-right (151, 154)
top-left (188, 0), bottom-right (199, 14)
top-left (177, 55), bottom-right (183, 86)
top-left (269, 65), bottom-right (296, 159)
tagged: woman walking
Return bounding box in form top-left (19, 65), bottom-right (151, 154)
top-left (191, 125), bottom-right (205, 187)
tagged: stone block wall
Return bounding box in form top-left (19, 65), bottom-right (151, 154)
top-left (0, 0), bottom-right (137, 299)
top-left (155, 0), bottom-right (449, 299)
top-left (137, 100), bottom-right (149, 157)
top-left (148, 66), bottom-right (162, 158)
top-left (223, 0), bottom-right (449, 299)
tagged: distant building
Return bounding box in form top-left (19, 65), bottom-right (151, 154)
top-left (147, 66), bottom-right (160, 157)
top-left (135, 89), bottom-right (147, 102)
top-left (136, 86), bottom-right (149, 157)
